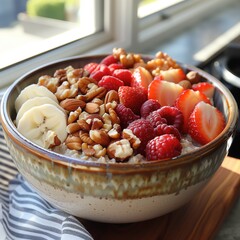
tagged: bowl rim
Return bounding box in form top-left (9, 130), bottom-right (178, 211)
top-left (0, 54), bottom-right (238, 173)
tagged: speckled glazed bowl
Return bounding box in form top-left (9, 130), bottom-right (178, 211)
top-left (0, 55), bottom-right (238, 223)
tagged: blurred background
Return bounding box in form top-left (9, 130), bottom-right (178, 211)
top-left (0, 0), bottom-right (240, 88)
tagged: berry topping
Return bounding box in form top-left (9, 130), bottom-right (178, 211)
top-left (140, 99), bottom-right (161, 118)
top-left (98, 76), bottom-right (124, 91)
top-left (148, 79), bottom-right (184, 106)
top-left (100, 54), bottom-right (118, 66)
top-left (146, 134), bottom-right (182, 161)
top-left (115, 104), bottom-right (140, 128)
top-left (127, 119), bottom-right (156, 155)
top-left (108, 63), bottom-right (125, 74)
top-left (83, 62), bottom-right (99, 74)
top-left (113, 69), bottom-right (133, 86)
top-left (155, 124), bottom-right (181, 140)
top-left (157, 106), bottom-right (183, 132)
top-left (188, 101), bottom-right (225, 145)
top-left (131, 66), bottom-right (153, 93)
top-left (146, 110), bottom-right (167, 128)
top-left (175, 89), bottom-right (211, 133)
top-left (192, 82), bottom-right (215, 99)
top-left (159, 68), bottom-right (186, 83)
top-left (118, 86), bottom-right (147, 114)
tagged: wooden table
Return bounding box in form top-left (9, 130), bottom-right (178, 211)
top-left (82, 156), bottom-right (240, 240)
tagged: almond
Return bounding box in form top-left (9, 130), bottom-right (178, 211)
top-left (60, 98), bottom-right (86, 111)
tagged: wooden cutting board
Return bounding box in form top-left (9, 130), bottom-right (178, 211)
top-left (82, 156), bottom-right (240, 240)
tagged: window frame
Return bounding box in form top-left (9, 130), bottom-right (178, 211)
top-left (0, 0), bottom-right (235, 90)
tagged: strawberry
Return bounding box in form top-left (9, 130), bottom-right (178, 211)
top-left (113, 69), bottom-right (133, 86)
top-left (100, 54), bottom-right (118, 66)
top-left (192, 82), bottom-right (215, 99)
top-left (83, 62), bottom-right (99, 75)
top-left (118, 86), bottom-right (147, 114)
top-left (188, 101), bottom-right (225, 145)
top-left (159, 68), bottom-right (186, 83)
top-left (98, 76), bottom-right (124, 91)
top-left (148, 80), bottom-right (184, 106)
top-left (127, 119), bottom-right (156, 155)
top-left (131, 66), bottom-right (153, 93)
top-left (175, 89), bottom-right (211, 133)
top-left (145, 134), bottom-right (182, 161)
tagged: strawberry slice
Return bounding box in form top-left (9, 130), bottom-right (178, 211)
top-left (159, 68), bottom-right (186, 83)
top-left (175, 89), bottom-right (211, 133)
top-left (148, 80), bottom-right (184, 107)
top-left (118, 86), bottom-right (147, 114)
top-left (131, 66), bottom-right (153, 93)
top-left (192, 82), bottom-right (215, 99)
top-left (188, 101), bottom-right (225, 145)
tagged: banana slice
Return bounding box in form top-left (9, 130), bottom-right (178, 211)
top-left (16, 96), bottom-right (64, 126)
top-left (15, 84), bottom-right (58, 112)
top-left (17, 104), bottom-right (67, 149)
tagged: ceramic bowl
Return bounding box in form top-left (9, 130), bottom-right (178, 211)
top-left (0, 55), bottom-right (238, 223)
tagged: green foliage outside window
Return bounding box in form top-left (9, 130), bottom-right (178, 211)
top-left (27, 0), bottom-right (66, 20)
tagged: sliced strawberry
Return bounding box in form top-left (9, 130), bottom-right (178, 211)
top-left (159, 68), bottom-right (186, 83)
top-left (131, 66), bottom-right (153, 93)
top-left (98, 76), bottom-right (124, 91)
top-left (188, 101), bottom-right (225, 145)
top-left (113, 69), bottom-right (133, 86)
top-left (175, 89), bottom-right (211, 133)
top-left (100, 54), bottom-right (118, 66)
top-left (118, 86), bottom-right (148, 114)
top-left (192, 82), bottom-right (215, 99)
top-left (148, 80), bottom-right (184, 107)
top-left (83, 62), bottom-right (99, 75)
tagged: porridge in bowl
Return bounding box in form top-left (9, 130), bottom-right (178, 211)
top-left (1, 48), bottom-right (237, 223)
top-left (14, 48), bottom-right (225, 163)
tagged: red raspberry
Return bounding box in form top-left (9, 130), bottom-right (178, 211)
top-left (157, 106), bottom-right (183, 132)
top-left (108, 63), bottom-right (124, 74)
top-left (146, 110), bottom-right (167, 128)
top-left (115, 104), bottom-right (140, 128)
top-left (90, 64), bottom-right (111, 81)
top-left (140, 99), bottom-right (161, 118)
top-left (100, 55), bottom-right (118, 66)
top-left (146, 134), bottom-right (182, 161)
top-left (83, 62), bottom-right (99, 75)
top-left (113, 69), bottom-right (133, 86)
top-left (98, 76), bottom-right (124, 91)
top-left (155, 124), bottom-right (181, 140)
top-left (127, 119), bottom-right (155, 155)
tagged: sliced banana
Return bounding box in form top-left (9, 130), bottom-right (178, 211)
top-left (16, 96), bottom-right (64, 126)
top-left (17, 104), bottom-right (67, 149)
top-left (15, 84), bottom-right (58, 112)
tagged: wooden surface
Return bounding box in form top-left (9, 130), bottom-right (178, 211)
top-left (82, 156), bottom-right (240, 240)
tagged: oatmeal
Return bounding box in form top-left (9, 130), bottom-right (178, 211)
top-left (14, 48), bottom-right (225, 163)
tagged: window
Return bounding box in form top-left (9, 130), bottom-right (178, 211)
top-left (0, 0), bottom-right (234, 90)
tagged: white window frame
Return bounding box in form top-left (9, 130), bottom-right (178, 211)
top-left (0, 0), bottom-right (236, 90)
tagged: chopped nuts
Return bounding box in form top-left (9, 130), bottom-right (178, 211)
top-left (107, 139), bottom-right (133, 161)
top-left (89, 129), bottom-right (110, 146)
